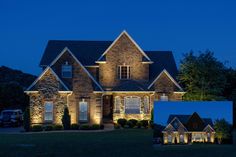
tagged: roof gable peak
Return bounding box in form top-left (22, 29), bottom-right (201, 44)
top-left (96, 30), bottom-right (152, 62)
top-left (25, 66), bottom-right (70, 91)
top-left (148, 69), bottom-right (183, 91)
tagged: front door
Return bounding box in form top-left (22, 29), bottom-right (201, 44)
top-left (79, 100), bottom-right (88, 122)
top-left (102, 95), bottom-right (113, 122)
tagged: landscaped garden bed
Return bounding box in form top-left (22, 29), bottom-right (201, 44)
top-left (115, 118), bottom-right (153, 129)
top-left (30, 124), bottom-right (104, 132)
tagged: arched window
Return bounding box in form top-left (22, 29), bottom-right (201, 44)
top-left (124, 96), bottom-right (141, 114)
top-left (114, 96), bottom-right (121, 113)
top-left (143, 96), bottom-right (149, 114)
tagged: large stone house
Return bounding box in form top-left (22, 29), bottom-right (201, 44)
top-left (162, 112), bottom-right (215, 144)
top-left (25, 31), bottom-right (184, 125)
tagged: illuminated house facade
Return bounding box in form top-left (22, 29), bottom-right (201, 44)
top-left (162, 112), bottom-right (215, 144)
top-left (25, 31), bottom-right (184, 125)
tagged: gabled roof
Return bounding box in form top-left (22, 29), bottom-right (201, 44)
top-left (167, 115), bottom-right (191, 125)
top-left (38, 33), bottom-right (181, 92)
top-left (40, 40), bottom-right (112, 66)
top-left (96, 31), bottom-right (152, 62)
top-left (166, 113), bottom-right (214, 130)
top-left (50, 47), bottom-right (104, 91)
top-left (25, 67), bottom-right (71, 92)
top-left (145, 51), bottom-right (178, 82)
top-left (148, 69), bottom-right (183, 91)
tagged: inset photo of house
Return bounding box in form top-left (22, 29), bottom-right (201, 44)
top-left (153, 101), bottom-right (233, 145)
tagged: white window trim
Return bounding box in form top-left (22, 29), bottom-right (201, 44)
top-left (143, 96), bottom-right (150, 114)
top-left (124, 96), bottom-right (141, 114)
top-left (118, 65), bottom-right (131, 80)
top-left (114, 96), bottom-right (121, 113)
top-left (44, 101), bottom-right (53, 122)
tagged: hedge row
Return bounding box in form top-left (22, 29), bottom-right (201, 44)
top-left (116, 118), bottom-right (153, 129)
top-left (31, 124), bottom-right (104, 132)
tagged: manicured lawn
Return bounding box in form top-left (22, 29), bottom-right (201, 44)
top-left (0, 129), bottom-right (235, 157)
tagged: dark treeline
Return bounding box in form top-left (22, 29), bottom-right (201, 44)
top-left (0, 66), bottom-right (36, 111)
top-left (178, 50), bottom-right (236, 128)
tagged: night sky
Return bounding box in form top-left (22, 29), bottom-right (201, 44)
top-left (0, 0), bottom-right (236, 75)
top-left (154, 101), bottom-right (233, 125)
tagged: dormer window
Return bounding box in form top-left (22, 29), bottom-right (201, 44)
top-left (118, 65), bottom-right (130, 79)
top-left (62, 62), bottom-right (72, 78)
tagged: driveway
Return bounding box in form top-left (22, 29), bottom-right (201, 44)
top-left (0, 126), bottom-right (24, 134)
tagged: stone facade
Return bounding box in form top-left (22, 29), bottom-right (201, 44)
top-left (99, 33), bottom-right (149, 87)
top-left (28, 70), bottom-right (68, 125)
top-left (26, 31), bottom-right (184, 126)
top-left (52, 51), bottom-right (103, 124)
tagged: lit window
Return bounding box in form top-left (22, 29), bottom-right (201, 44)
top-left (160, 93), bottom-right (168, 101)
top-left (114, 96), bottom-right (121, 113)
top-left (62, 62), bottom-right (72, 78)
top-left (143, 96), bottom-right (149, 114)
top-left (124, 96), bottom-right (140, 114)
top-left (79, 100), bottom-right (88, 121)
top-left (118, 65), bottom-right (130, 79)
top-left (44, 102), bottom-right (53, 121)
top-left (180, 134), bottom-right (184, 143)
top-left (168, 135), bottom-right (172, 143)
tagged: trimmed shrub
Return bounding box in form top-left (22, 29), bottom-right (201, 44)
top-left (91, 124), bottom-right (100, 130)
top-left (62, 107), bottom-right (71, 130)
top-left (44, 125), bottom-right (53, 131)
top-left (100, 124), bottom-right (104, 130)
top-left (80, 124), bottom-right (91, 130)
top-left (114, 123), bottom-right (121, 129)
top-left (32, 125), bottom-right (43, 132)
top-left (126, 120), bottom-right (135, 128)
top-left (149, 120), bottom-right (154, 129)
top-left (117, 118), bottom-right (127, 127)
top-left (140, 120), bottom-right (149, 128)
top-left (136, 121), bottom-right (142, 128)
top-left (128, 119), bottom-right (138, 126)
top-left (53, 124), bottom-right (63, 130)
top-left (124, 125), bottom-right (130, 129)
top-left (23, 107), bottom-right (30, 132)
top-left (71, 124), bottom-right (79, 130)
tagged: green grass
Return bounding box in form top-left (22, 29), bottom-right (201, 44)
top-left (0, 129), bottom-right (235, 157)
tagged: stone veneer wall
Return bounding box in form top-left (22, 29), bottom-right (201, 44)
top-left (99, 33), bottom-right (149, 87)
top-left (51, 50), bottom-right (103, 124)
top-left (29, 70), bottom-right (68, 125)
top-left (154, 72), bottom-right (176, 93)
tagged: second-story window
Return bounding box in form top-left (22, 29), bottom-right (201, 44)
top-left (62, 62), bottom-right (72, 78)
top-left (118, 65), bottom-right (130, 79)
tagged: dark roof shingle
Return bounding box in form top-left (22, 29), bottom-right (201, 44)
top-left (167, 114), bottom-right (214, 128)
top-left (39, 40), bottom-right (179, 91)
top-left (40, 40), bottom-right (112, 66)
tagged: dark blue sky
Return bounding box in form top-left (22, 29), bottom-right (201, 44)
top-left (154, 101), bottom-right (233, 125)
top-left (0, 0), bottom-right (236, 75)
